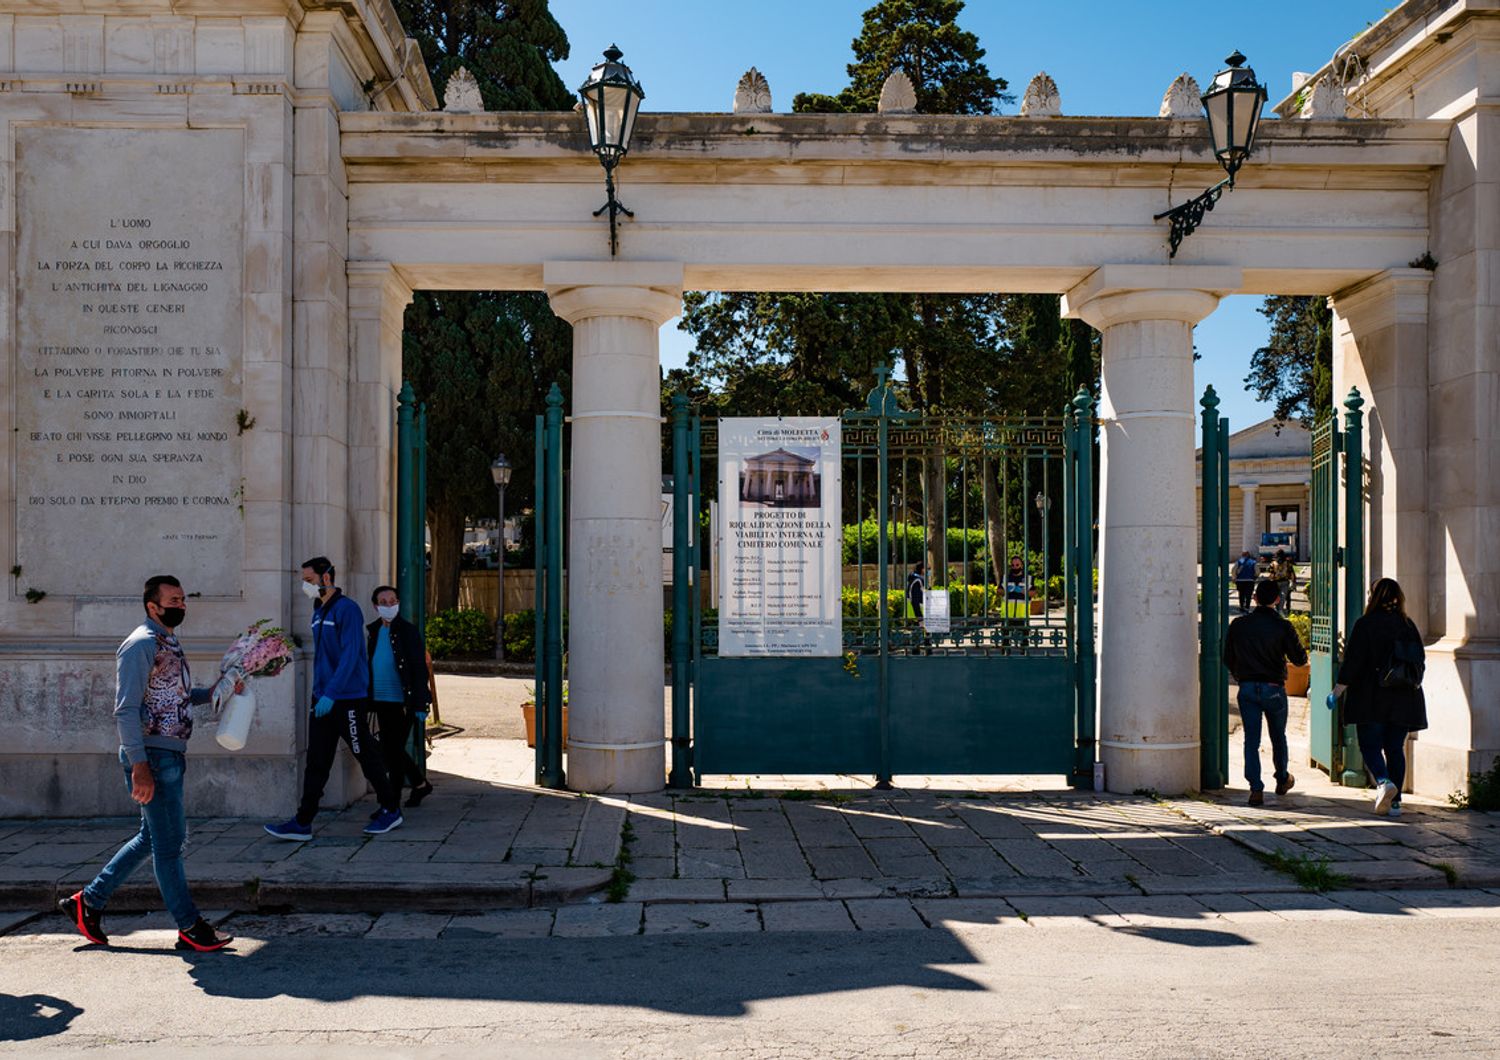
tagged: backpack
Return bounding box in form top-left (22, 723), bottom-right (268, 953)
top-left (1380, 637), bottom-right (1425, 692)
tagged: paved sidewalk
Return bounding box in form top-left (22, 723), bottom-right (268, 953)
top-left (4, 733), bottom-right (1498, 918)
top-left (0, 739), bottom-right (616, 912)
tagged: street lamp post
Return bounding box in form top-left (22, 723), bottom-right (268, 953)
top-left (576, 45), bottom-right (646, 256)
top-left (1154, 51), bottom-right (1268, 257)
top-left (490, 454), bottom-right (512, 661)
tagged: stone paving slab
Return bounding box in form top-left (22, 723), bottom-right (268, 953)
top-left (0, 771), bottom-right (616, 912)
top-left (1167, 783), bottom-right (1500, 894)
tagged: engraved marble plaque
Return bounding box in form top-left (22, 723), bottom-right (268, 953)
top-left (15, 127), bottom-right (245, 598)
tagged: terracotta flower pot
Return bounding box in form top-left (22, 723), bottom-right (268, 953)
top-left (521, 702), bottom-right (568, 748)
top-left (1285, 662), bottom-right (1311, 697)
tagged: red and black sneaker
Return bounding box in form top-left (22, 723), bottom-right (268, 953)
top-left (58, 891), bottom-right (109, 946)
top-left (175, 918), bottom-right (234, 953)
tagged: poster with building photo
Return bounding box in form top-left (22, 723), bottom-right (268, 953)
top-left (718, 418), bottom-right (842, 656)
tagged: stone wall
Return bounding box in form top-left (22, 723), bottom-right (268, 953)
top-left (0, 1), bottom-right (431, 816)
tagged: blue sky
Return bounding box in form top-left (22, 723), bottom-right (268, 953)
top-left (547, 0), bottom-right (1387, 426)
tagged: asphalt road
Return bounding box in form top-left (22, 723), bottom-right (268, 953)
top-left (4, 910), bottom-right (1498, 1057)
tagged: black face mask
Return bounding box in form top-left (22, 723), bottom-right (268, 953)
top-left (157, 606), bottom-right (186, 628)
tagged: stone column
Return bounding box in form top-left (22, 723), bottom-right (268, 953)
top-left (1241, 484), bottom-right (1259, 553)
top-left (1064, 266), bottom-right (1239, 795)
top-left (346, 263), bottom-right (414, 609)
top-left (545, 262), bottom-right (684, 794)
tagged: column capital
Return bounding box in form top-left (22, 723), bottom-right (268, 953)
top-left (347, 262), bottom-right (414, 309)
top-left (1062, 265), bottom-right (1241, 330)
top-left (544, 261), bottom-right (685, 326)
top-left (1331, 267), bottom-right (1432, 332)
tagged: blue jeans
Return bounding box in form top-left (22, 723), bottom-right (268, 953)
top-left (1238, 682), bottom-right (1290, 793)
top-left (83, 748), bottom-right (199, 930)
top-left (1357, 722), bottom-right (1409, 795)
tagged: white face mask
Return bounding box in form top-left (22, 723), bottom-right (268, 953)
top-left (300, 580), bottom-right (321, 600)
top-left (376, 604), bottom-right (400, 622)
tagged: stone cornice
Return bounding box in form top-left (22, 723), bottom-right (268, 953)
top-left (0, 0), bottom-right (436, 111)
top-left (339, 112), bottom-right (1449, 189)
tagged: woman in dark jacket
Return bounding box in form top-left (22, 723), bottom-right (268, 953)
top-left (1332, 578), bottom-right (1426, 817)
top-left (367, 585), bottom-right (434, 807)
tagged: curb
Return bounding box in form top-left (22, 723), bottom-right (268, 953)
top-left (0, 866), bottom-right (612, 915)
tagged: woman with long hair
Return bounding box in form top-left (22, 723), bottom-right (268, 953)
top-left (1332, 578), bottom-right (1427, 816)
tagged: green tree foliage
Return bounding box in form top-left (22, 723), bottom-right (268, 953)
top-left (396, 0), bottom-right (573, 111)
top-left (678, 2), bottom-right (1089, 581)
top-left (1245, 295), bottom-right (1334, 425)
top-left (792, 0), bottom-right (1009, 114)
top-left (391, 0), bottom-right (574, 609)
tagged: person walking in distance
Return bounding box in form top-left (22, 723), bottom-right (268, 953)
top-left (60, 575), bottom-right (236, 952)
top-left (1267, 549), bottom-right (1297, 614)
top-left (264, 557), bottom-right (402, 840)
top-left (367, 585), bottom-right (433, 808)
top-left (1224, 580), bottom-right (1308, 806)
top-left (1331, 578), bottom-right (1426, 817)
top-left (906, 562), bottom-right (926, 621)
top-left (1232, 550), bottom-right (1259, 614)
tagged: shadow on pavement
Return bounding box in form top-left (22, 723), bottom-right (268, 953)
top-left (0, 992), bottom-right (83, 1042)
top-left (1112, 925), bottom-right (1253, 947)
top-left (180, 931), bottom-right (986, 1017)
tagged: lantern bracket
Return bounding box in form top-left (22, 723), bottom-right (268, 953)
top-left (1154, 175), bottom-right (1233, 259)
top-left (593, 170), bottom-right (633, 257)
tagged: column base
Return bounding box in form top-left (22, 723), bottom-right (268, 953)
top-left (1102, 742), bottom-right (1200, 796)
top-left (566, 743), bottom-right (665, 795)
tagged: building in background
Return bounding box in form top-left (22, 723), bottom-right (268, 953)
top-left (1197, 418), bottom-right (1312, 562)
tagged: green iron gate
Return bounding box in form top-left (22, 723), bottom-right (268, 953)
top-left (678, 376), bottom-right (1098, 786)
top-left (1199, 386), bottom-right (1230, 790)
top-left (1308, 388), bottom-right (1367, 785)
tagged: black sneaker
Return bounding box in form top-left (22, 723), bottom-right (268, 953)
top-left (405, 782), bottom-right (434, 808)
top-left (175, 918), bottom-right (233, 953)
top-left (58, 891), bottom-right (108, 946)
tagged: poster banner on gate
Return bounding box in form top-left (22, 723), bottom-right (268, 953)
top-left (718, 418), bottom-right (842, 656)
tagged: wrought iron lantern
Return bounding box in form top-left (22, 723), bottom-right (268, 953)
top-left (577, 45), bottom-right (645, 256)
top-left (1155, 51), bottom-right (1267, 257)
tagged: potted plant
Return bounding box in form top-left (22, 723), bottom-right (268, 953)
top-left (520, 684), bottom-right (568, 748)
top-left (1285, 612), bottom-right (1312, 696)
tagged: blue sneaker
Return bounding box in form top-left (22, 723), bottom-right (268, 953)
top-left (364, 809), bottom-right (403, 836)
top-left (263, 818), bottom-right (312, 842)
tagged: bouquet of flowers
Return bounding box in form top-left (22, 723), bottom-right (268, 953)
top-left (211, 619), bottom-right (295, 708)
top-left (212, 620), bottom-right (294, 751)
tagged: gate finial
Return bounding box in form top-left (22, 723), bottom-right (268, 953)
top-left (546, 382), bottom-right (564, 408)
top-left (1200, 384), bottom-right (1220, 411)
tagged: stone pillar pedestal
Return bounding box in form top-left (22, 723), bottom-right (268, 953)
top-left (1065, 266), bottom-right (1239, 795)
top-left (545, 262), bottom-right (683, 794)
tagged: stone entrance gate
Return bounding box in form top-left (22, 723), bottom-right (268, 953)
top-left (0, 0), bottom-right (1494, 814)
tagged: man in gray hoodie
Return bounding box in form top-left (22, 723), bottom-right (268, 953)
top-left (59, 574), bottom-right (236, 952)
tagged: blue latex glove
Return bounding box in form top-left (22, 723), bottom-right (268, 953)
top-left (1326, 692), bottom-right (1339, 711)
top-left (415, 711), bottom-right (428, 723)
top-left (313, 695), bottom-right (334, 718)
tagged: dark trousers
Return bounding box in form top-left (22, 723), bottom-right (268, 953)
top-left (1236, 581), bottom-right (1255, 612)
top-left (296, 699), bottom-right (397, 824)
top-left (371, 700), bottom-right (425, 789)
top-left (1357, 722), bottom-right (1409, 793)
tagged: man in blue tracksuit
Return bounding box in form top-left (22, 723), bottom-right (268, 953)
top-left (265, 557), bottom-right (402, 839)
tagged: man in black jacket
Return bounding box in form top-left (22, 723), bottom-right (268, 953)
top-left (367, 585), bottom-right (434, 807)
top-left (1224, 580), bottom-right (1308, 806)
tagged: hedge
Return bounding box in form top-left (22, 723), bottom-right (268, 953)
top-left (427, 608), bottom-right (494, 659)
